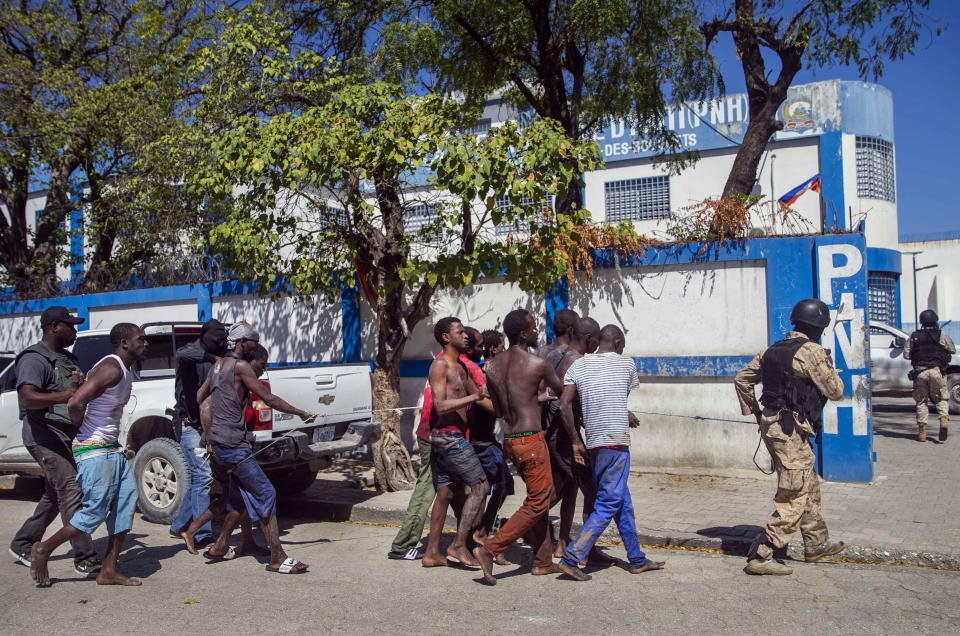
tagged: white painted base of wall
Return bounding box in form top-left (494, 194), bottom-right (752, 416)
top-left (628, 381), bottom-right (772, 471)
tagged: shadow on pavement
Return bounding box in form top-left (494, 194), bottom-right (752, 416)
top-left (277, 477), bottom-right (380, 522)
top-left (120, 532), bottom-right (183, 579)
top-left (696, 524), bottom-right (763, 555)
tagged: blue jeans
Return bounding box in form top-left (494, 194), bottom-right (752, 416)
top-left (561, 447), bottom-right (648, 569)
top-left (170, 427), bottom-right (213, 541)
top-left (213, 445), bottom-right (277, 522)
top-left (71, 450), bottom-right (137, 536)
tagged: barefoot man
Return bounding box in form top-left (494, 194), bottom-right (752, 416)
top-left (194, 344), bottom-right (315, 573)
top-left (421, 317), bottom-right (492, 568)
top-left (30, 323), bottom-right (148, 587)
top-left (556, 324), bottom-right (665, 581)
top-left (473, 309), bottom-right (580, 584)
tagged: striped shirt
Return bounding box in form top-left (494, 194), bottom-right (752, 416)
top-left (564, 352), bottom-right (639, 449)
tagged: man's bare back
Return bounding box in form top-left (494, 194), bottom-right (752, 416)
top-left (486, 345), bottom-right (563, 435)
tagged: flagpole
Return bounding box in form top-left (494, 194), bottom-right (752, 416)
top-left (769, 154), bottom-right (776, 233)
top-left (819, 182), bottom-right (826, 233)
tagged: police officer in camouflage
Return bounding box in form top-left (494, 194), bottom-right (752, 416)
top-left (735, 298), bottom-right (845, 575)
top-left (905, 309), bottom-right (955, 442)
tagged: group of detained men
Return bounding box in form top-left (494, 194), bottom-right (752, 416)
top-left (13, 311), bottom-right (319, 587)
top-left (387, 308), bottom-right (664, 583)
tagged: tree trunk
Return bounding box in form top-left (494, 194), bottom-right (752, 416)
top-left (371, 361), bottom-right (416, 492)
top-left (720, 103), bottom-right (783, 199)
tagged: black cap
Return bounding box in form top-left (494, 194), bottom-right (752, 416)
top-left (40, 306), bottom-right (84, 328)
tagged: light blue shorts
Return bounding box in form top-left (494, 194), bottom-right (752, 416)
top-left (70, 450), bottom-right (137, 536)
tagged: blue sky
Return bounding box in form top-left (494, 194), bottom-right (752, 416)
top-left (707, 2), bottom-right (958, 238)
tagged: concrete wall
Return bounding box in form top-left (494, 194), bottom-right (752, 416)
top-left (566, 260), bottom-right (769, 469)
top-left (88, 299), bottom-right (197, 331)
top-left (0, 233), bottom-right (875, 481)
top-left (213, 293), bottom-right (343, 363)
top-left (899, 235), bottom-right (960, 342)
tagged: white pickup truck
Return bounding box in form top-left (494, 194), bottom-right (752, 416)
top-left (0, 322), bottom-right (378, 523)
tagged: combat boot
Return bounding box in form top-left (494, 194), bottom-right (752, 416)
top-left (804, 540), bottom-right (845, 562)
top-left (918, 424), bottom-right (926, 442)
top-left (745, 557), bottom-right (793, 575)
top-left (940, 416), bottom-right (948, 442)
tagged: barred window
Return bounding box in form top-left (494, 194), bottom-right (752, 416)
top-left (604, 176), bottom-right (671, 222)
top-left (868, 271), bottom-right (899, 330)
top-left (463, 118), bottom-right (491, 136)
top-left (855, 137), bottom-right (896, 202)
top-left (317, 204), bottom-right (349, 231)
top-left (494, 195), bottom-right (550, 235)
top-left (404, 203), bottom-right (440, 233)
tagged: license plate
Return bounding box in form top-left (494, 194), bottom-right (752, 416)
top-left (312, 426), bottom-right (335, 443)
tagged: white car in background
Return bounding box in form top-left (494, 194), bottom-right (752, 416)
top-left (869, 320), bottom-right (960, 413)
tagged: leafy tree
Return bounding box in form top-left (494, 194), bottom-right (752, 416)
top-left (0, 0), bottom-right (227, 298)
top-left (181, 19), bottom-right (645, 489)
top-left (701, 0), bottom-right (942, 203)
top-left (376, 0), bottom-right (719, 210)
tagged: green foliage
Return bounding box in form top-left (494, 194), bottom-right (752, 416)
top-left (0, 0), bottom-right (230, 297)
top-left (183, 58), bottom-right (607, 303)
top-left (375, 0), bottom-right (720, 166)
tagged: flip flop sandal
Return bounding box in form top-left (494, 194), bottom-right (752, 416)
top-left (203, 546), bottom-right (237, 561)
top-left (266, 557), bottom-right (308, 574)
top-left (387, 548), bottom-right (422, 560)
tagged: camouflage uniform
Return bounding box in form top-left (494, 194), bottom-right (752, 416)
top-left (735, 331), bottom-right (844, 559)
top-left (904, 330), bottom-right (955, 426)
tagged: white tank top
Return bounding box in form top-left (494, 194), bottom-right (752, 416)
top-left (76, 354), bottom-right (133, 445)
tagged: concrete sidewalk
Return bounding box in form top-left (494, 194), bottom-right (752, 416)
top-left (287, 397), bottom-right (960, 570)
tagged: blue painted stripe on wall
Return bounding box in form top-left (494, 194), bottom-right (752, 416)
top-left (392, 355), bottom-right (754, 378)
top-left (544, 278), bottom-right (569, 342)
top-left (866, 247), bottom-right (902, 274)
top-left (818, 131), bottom-right (845, 231)
top-left (341, 281), bottom-right (361, 363)
top-left (634, 356), bottom-right (754, 377)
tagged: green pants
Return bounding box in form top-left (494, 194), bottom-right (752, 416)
top-left (390, 439), bottom-right (437, 553)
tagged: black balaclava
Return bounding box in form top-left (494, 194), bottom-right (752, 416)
top-left (200, 319), bottom-right (228, 356)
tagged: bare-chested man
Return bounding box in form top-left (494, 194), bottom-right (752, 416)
top-left (421, 317), bottom-right (492, 568)
top-left (473, 309), bottom-right (581, 585)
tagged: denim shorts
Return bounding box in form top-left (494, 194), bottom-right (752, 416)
top-left (431, 432), bottom-right (486, 489)
top-left (70, 450), bottom-right (137, 536)
top-left (212, 445), bottom-right (277, 522)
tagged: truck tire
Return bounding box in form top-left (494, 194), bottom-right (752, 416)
top-left (266, 464), bottom-right (319, 496)
top-left (133, 438), bottom-right (191, 524)
top-left (948, 373), bottom-right (960, 415)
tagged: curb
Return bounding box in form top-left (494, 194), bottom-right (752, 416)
top-left (286, 492), bottom-right (960, 572)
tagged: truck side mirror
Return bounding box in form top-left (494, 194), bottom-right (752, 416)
top-left (892, 337), bottom-right (905, 349)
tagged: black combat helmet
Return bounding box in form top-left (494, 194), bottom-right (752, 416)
top-left (919, 309), bottom-right (939, 326)
top-left (790, 298), bottom-right (831, 329)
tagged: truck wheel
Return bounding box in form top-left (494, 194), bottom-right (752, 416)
top-left (133, 438), bottom-right (191, 524)
top-left (948, 374), bottom-right (960, 415)
top-left (266, 464), bottom-right (319, 495)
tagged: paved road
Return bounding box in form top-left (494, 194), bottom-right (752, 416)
top-left (0, 490), bottom-right (958, 635)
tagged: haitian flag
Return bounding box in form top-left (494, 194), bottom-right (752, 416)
top-left (778, 173), bottom-right (821, 211)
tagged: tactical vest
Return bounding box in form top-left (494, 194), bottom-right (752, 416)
top-left (909, 328), bottom-right (950, 370)
top-left (15, 342), bottom-right (81, 427)
top-left (759, 337), bottom-right (828, 430)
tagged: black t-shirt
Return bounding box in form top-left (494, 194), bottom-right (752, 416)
top-left (175, 340), bottom-right (216, 427)
top-left (16, 350), bottom-right (76, 451)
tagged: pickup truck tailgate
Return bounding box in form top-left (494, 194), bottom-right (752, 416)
top-left (265, 365), bottom-right (372, 434)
